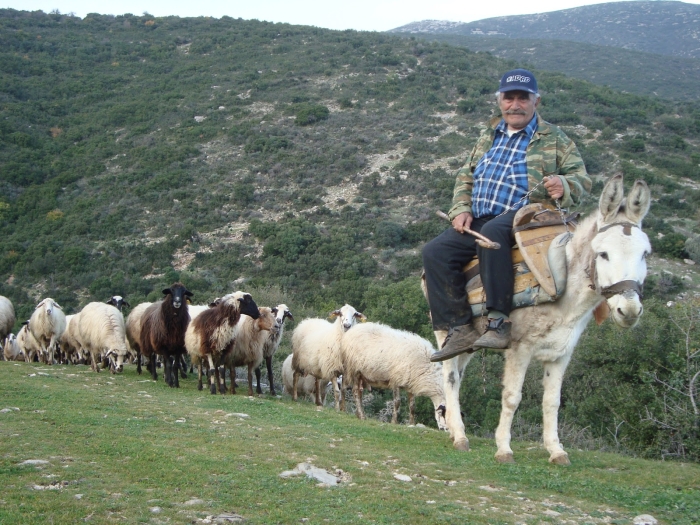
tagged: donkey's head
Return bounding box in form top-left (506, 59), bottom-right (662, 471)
top-left (592, 174), bottom-right (652, 328)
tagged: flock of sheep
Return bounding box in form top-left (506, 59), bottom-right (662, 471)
top-left (0, 284), bottom-right (448, 428)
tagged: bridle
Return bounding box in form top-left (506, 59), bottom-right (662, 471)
top-left (587, 222), bottom-right (645, 300)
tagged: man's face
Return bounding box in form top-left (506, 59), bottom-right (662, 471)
top-left (498, 90), bottom-right (539, 131)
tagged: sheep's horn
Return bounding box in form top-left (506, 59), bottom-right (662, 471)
top-left (435, 211), bottom-right (500, 250)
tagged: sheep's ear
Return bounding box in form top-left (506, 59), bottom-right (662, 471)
top-left (284, 310), bottom-right (294, 321)
top-left (162, 288), bottom-right (172, 296)
top-left (354, 312), bottom-right (367, 323)
top-left (123, 300), bottom-right (130, 308)
top-left (105, 299), bottom-right (114, 305)
top-left (271, 307), bottom-right (279, 315)
top-left (330, 310), bottom-right (341, 318)
top-left (185, 290), bottom-right (194, 298)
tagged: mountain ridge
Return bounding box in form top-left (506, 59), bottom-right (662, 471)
top-left (391, 1), bottom-right (700, 58)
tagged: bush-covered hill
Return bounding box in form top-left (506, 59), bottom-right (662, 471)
top-left (392, 1), bottom-right (700, 59)
top-left (1, 9), bottom-right (699, 460)
top-left (400, 33), bottom-right (700, 102)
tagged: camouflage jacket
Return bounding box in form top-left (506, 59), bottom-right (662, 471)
top-left (448, 114), bottom-right (591, 220)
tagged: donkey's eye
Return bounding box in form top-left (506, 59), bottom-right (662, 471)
top-left (598, 252), bottom-right (609, 261)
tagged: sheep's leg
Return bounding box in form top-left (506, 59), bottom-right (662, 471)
top-left (149, 356), bottom-right (158, 381)
top-left (494, 349), bottom-right (531, 464)
top-left (542, 356), bottom-right (572, 465)
top-left (220, 365), bottom-right (228, 393)
top-left (217, 366), bottom-right (225, 394)
top-left (172, 355), bottom-right (181, 388)
top-left (89, 351), bottom-right (100, 373)
top-left (266, 356), bottom-right (276, 396)
top-left (392, 387), bottom-right (400, 424)
top-left (179, 354), bottom-right (188, 379)
top-left (332, 375), bottom-right (342, 411)
top-left (229, 365), bottom-right (236, 395)
top-left (315, 377), bottom-right (323, 406)
top-left (197, 362), bottom-right (204, 391)
top-left (207, 355), bottom-right (217, 395)
top-left (292, 370), bottom-right (300, 401)
top-left (408, 393), bottom-right (416, 425)
top-left (137, 350), bottom-right (142, 375)
top-left (353, 374), bottom-right (365, 420)
top-left (247, 364), bottom-right (255, 397)
top-left (164, 356), bottom-right (173, 386)
top-left (254, 365), bottom-right (263, 394)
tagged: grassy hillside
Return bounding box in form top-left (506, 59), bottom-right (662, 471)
top-left (0, 361), bottom-right (698, 525)
top-left (1, 9), bottom-right (699, 461)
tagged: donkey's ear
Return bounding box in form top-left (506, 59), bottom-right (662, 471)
top-left (599, 174), bottom-right (625, 223)
top-left (624, 179), bottom-right (651, 225)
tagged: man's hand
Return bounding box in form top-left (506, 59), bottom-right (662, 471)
top-left (452, 212), bottom-right (473, 234)
top-left (544, 176), bottom-right (564, 200)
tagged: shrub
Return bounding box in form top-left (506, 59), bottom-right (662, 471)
top-left (295, 104), bottom-right (330, 126)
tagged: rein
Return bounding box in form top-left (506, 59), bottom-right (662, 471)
top-left (587, 222), bottom-right (644, 300)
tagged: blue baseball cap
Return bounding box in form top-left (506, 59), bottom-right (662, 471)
top-left (498, 69), bottom-right (538, 94)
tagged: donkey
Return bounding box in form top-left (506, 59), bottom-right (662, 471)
top-left (435, 174), bottom-right (651, 464)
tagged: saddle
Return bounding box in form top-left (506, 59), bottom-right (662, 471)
top-left (464, 204), bottom-right (578, 316)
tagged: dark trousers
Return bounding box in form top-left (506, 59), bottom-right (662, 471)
top-left (422, 210), bottom-right (516, 330)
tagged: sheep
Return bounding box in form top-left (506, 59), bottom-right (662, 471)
top-left (59, 314), bottom-right (83, 364)
top-left (77, 302), bottom-right (129, 373)
top-left (185, 292), bottom-right (260, 394)
top-left (255, 304), bottom-right (293, 396)
top-left (291, 304), bottom-right (366, 411)
top-left (106, 295), bottom-right (131, 311)
top-left (18, 321), bottom-right (42, 363)
top-left (222, 306), bottom-right (276, 396)
top-left (0, 295), bottom-right (16, 342)
top-left (339, 322), bottom-right (447, 429)
top-left (124, 302), bottom-right (152, 370)
top-left (29, 298), bottom-right (66, 365)
top-left (3, 333), bottom-right (24, 362)
top-left (281, 353), bottom-right (330, 404)
top-left (139, 283), bottom-right (193, 387)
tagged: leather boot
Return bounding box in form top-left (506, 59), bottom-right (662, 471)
top-left (472, 317), bottom-right (512, 350)
top-left (430, 324), bottom-right (479, 362)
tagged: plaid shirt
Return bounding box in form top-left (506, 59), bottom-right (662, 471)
top-left (471, 115), bottom-right (538, 218)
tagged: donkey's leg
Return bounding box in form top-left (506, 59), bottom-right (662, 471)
top-left (542, 355), bottom-right (573, 465)
top-left (436, 329), bottom-right (473, 451)
top-left (494, 349), bottom-right (531, 463)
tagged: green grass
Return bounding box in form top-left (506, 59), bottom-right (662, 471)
top-left (0, 361), bottom-right (698, 524)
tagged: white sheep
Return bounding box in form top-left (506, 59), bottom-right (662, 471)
top-left (255, 304), bottom-right (294, 395)
top-left (3, 333), bottom-right (24, 361)
top-left (106, 295), bottom-right (130, 311)
top-left (223, 307), bottom-right (276, 396)
top-left (18, 322), bottom-right (42, 363)
top-left (340, 322), bottom-right (447, 429)
top-left (281, 353), bottom-right (329, 404)
top-left (291, 304), bottom-right (366, 411)
top-left (59, 314), bottom-right (83, 364)
top-left (78, 302), bottom-right (129, 373)
top-left (185, 292), bottom-right (260, 394)
top-left (29, 298), bottom-right (66, 365)
top-left (0, 295), bottom-right (16, 342)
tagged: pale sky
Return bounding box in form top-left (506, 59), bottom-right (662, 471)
top-left (3, 0), bottom-right (697, 32)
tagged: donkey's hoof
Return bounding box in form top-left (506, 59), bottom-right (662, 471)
top-left (549, 452), bottom-right (570, 465)
top-left (453, 439), bottom-right (469, 452)
top-left (495, 452), bottom-right (515, 464)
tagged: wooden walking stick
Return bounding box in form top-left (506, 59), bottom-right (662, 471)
top-left (436, 211), bottom-right (501, 250)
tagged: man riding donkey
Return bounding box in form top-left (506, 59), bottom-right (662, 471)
top-left (424, 69), bottom-right (592, 361)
